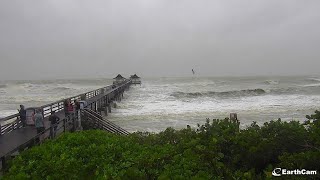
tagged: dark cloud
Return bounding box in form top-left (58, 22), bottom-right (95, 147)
top-left (0, 0), bottom-right (319, 80)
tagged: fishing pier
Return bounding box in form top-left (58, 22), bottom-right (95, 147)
top-left (0, 77), bottom-right (138, 170)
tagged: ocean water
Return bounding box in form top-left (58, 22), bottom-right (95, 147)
top-left (1, 76), bottom-right (320, 132)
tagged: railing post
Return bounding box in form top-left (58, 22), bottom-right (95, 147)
top-left (63, 118), bottom-right (66, 132)
top-left (104, 107), bottom-right (108, 116)
top-left (108, 103), bottom-right (111, 113)
top-left (72, 115), bottom-right (76, 132)
top-left (50, 126), bottom-right (54, 139)
top-left (41, 107), bottom-right (45, 118)
top-left (106, 96), bottom-right (108, 106)
top-left (101, 98), bottom-right (104, 108)
top-left (33, 137), bottom-right (36, 146)
top-left (1, 156), bottom-right (6, 170)
top-left (79, 109), bottom-right (82, 130)
top-left (15, 116), bottom-right (20, 130)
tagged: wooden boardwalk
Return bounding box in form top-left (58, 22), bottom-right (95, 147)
top-left (0, 111), bottom-right (65, 158)
top-left (0, 80), bottom-right (132, 170)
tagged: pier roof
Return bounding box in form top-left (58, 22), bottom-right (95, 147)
top-left (113, 74), bottom-right (125, 79)
top-left (130, 74), bottom-right (140, 79)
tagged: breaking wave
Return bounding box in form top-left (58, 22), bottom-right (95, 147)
top-left (45, 87), bottom-right (75, 92)
top-left (171, 86), bottom-right (309, 99)
top-left (302, 83), bottom-right (320, 87)
top-left (52, 87), bottom-right (73, 91)
top-left (306, 78), bottom-right (320, 82)
top-left (302, 78), bottom-right (320, 87)
top-left (269, 87), bottom-right (302, 94)
top-left (171, 89), bottom-right (266, 98)
top-left (264, 80), bottom-right (279, 85)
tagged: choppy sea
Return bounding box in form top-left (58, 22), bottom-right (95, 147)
top-left (1, 76), bottom-right (320, 132)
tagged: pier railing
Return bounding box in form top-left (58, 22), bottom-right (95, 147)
top-left (3, 114), bottom-right (76, 158)
top-left (82, 108), bottom-right (129, 135)
top-left (0, 79), bottom-right (132, 172)
top-left (0, 80), bottom-right (131, 136)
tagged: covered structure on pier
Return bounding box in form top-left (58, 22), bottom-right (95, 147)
top-left (130, 74), bottom-right (141, 84)
top-left (113, 74), bottom-right (126, 84)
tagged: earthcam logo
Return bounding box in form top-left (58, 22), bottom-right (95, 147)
top-left (272, 168), bottom-right (317, 177)
top-left (272, 168), bottom-right (282, 177)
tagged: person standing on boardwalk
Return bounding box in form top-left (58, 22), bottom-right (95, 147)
top-left (64, 99), bottom-right (69, 118)
top-left (49, 111), bottom-right (60, 138)
top-left (34, 109), bottom-right (45, 143)
top-left (18, 105), bottom-right (27, 127)
top-left (67, 100), bottom-right (74, 120)
top-left (75, 100), bottom-right (80, 113)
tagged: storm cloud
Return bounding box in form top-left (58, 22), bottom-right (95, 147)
top-left (0, 0), bottom-right (319, 80)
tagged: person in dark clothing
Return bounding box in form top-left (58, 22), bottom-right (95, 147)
top-left (18, 105), bottom-right (27, 127)
top-left (64, 99), bottom-right (69, 118)
top-left (49, 111), bottom-right (60, 138)
top-left (67, 101), bottom-right (74, 117)
top-left (75, 100), bottom-right (80, 111)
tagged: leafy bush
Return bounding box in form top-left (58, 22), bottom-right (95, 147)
top-left (3, 111), bottom-right (320, 179)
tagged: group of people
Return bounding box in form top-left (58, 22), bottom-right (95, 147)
top-left (19, 105), bottom-right (60, 140)
top-left (18, 99), bottom-right (82, 141)
top-left (64, 99), bottom-right (80, 119)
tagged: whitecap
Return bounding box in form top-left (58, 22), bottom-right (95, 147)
top-left (302, 83), bottom-right (320, 87)
top-left (306, 78), bottom-right (320, 82)
top-left (264, 80), bottom-right (279, 85)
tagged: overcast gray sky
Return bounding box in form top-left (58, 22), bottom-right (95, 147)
top-left (0, 0), bottom-right (319, 80)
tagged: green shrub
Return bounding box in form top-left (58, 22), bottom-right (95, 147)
top-left (3, 111), bottom-right (320, 179)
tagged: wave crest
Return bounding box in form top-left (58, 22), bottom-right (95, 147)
top-left (171, 89), bottom-right (266, 98)
top-left (45, 87), bottom-right (74, 92)
top-left (302, 83), bottom-right (320, 87)
top-left (306, 78), bottom-right (320, 82)
top-left (264, 80), bottom-right (279, 85)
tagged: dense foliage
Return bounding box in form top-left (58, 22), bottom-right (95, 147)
top-left (3, 111), bottom-right (320, 179)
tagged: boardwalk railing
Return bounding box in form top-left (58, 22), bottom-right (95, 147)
top-left (1, 80), bottom-right (132, 171)
top-left (82, 108), bottom-right (129, 135)
top-left (0, 80), bottom-right (131, 136)
top-left (0, 113), bottom-right (78, 170)
top-left (3, 114), bottom-right (76, 157)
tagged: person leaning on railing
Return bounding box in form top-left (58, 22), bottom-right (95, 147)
top-left (18, 105), bottom-right (27, 127)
